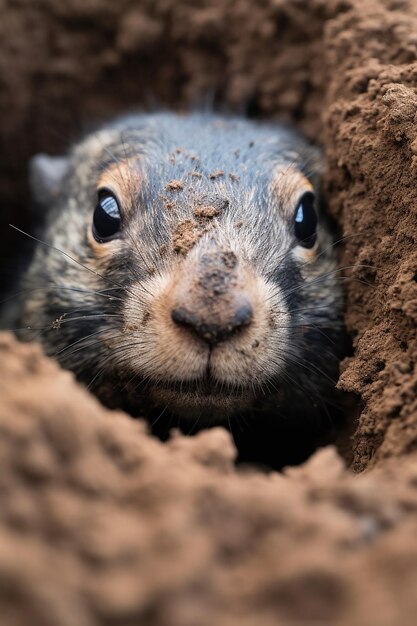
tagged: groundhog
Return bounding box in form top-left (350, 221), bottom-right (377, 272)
top-left (17, 113), bottom-right (345, 469)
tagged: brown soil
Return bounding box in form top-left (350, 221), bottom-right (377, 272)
top-left (1, 0), bottom-right (417, 623)
top-left (165, 179), bottom-right (185, 191)
top-left (193, 205), bottom-right (220, 218)
top-left (172, 219), bottom-right (204, 255)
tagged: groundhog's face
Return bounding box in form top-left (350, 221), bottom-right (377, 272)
top-left (24, 114), bottom-right (344, 423)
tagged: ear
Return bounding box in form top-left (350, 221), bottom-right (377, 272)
top-left (29, 154), bottom-right (70, 206)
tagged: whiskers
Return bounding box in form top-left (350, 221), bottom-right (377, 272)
top-left (10, 224), bottom-right (130, 293)
top-left (7, 207), bottom-right (349, 436)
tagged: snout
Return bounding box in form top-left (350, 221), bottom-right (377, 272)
top-left (122, 239), bottom-right (290, 414)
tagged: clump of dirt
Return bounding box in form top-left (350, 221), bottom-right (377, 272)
top-left (173, 194), bottom-right (227, 253)
top-left (165, 179), bottom-right (184, 191)
top-left (193, 205), bottom-right (220, 218)
top-left (194, 193), bottom-right (230, 218)
top-left (172, 219), bottom-right (205, 255)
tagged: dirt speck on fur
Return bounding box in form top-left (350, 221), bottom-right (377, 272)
top-left (165, 179), bottom-right (184, 191)
top-left (172, 219), bottom-right (206, 255)
top-left (51, 315), bottom-right (65, 330)
top-left (163, 198), bottom-right (175, 210)
top-left (208, 170), bottom-right (225, 179)
top-left (193, 205), bottom-right (220, 218)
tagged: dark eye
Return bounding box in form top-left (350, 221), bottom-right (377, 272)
top-left (294, 192), bottom-right (317, 249)
top-left (92, 191), bottom-right (121, 242)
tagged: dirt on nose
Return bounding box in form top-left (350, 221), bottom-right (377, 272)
top-left (170, 245), bottom-right (254, 336)
top-left (198, 250), bottom-right (238, 298)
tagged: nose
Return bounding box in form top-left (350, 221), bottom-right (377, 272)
top-left (171, 301), bottom-right (253, 345)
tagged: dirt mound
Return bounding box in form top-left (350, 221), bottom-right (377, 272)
top-left (1, 0), bottom-right (417, 622)
top-left (1, 332), bottom-right (417, 626)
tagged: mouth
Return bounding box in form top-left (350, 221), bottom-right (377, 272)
top-left (148, 375), bottom-right (255, 419)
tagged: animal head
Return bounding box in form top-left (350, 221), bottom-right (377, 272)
top-left (22, 113), bottom-right (344, 422)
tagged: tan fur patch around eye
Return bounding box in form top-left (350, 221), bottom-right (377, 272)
top-left (97, 158), bottom-right (141, 215)
top-left (292, 243), bottom-right (319, 264)
top-left (87, 158), bottom-right (141, 258)
top-left (87, 229), bottom-right (121, 258)
top-left (270, 164), bottom-right (314, 220)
